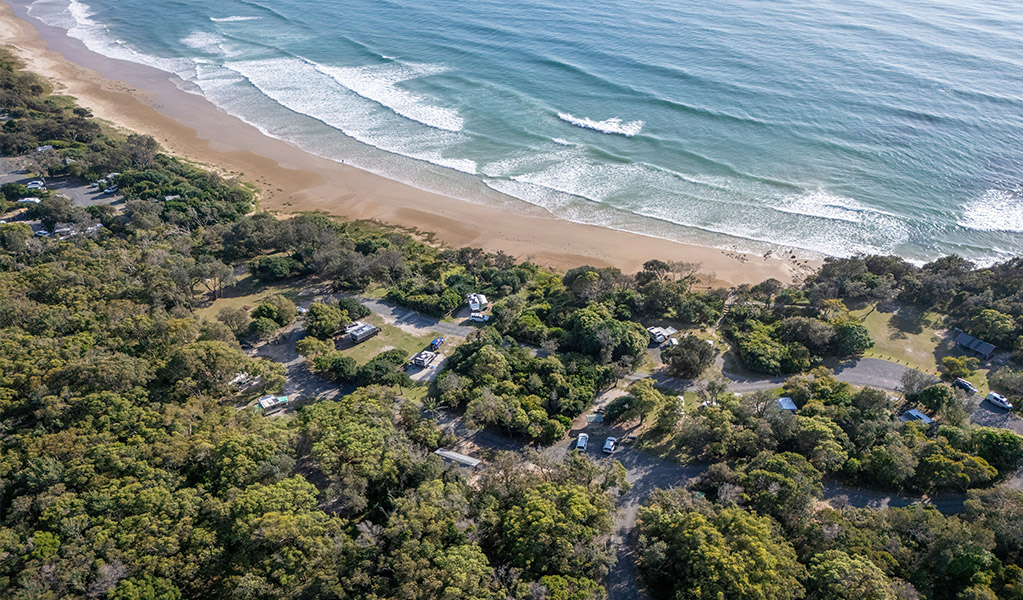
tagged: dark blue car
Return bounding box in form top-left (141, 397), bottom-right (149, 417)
top-left (429, 337), bottom-right (444, 351)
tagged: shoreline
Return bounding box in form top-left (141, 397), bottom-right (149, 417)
top-left (0, 1), bottom-right (815, 287)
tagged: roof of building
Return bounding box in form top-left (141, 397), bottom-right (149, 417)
top-left (647, 326), bottom-right (679, 338)
top-left (775, 397), bottom-right (798, 412)
top-left (258, 395), bottom-right (289, 409)
top-left (899, 409), bottom-right (933, 425)
top-left (953, 329), bottom-right (996, 357)
top-left (434, 449), bottom-right (482, 468)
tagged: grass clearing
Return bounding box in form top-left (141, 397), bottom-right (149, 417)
top-left (854, 304), bottom-right (945, 375)
top-left (342, 313), bottom-right (442, 365)
top-left (195, 273), bottom-right (313, 320)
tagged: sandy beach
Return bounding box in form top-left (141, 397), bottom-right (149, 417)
top-left (0, 1), bottom-right (814, 287)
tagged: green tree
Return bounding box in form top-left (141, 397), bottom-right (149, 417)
top-left (831, 321), bottom-right (874, 356)
top-left (313, 351), bottom-right (358, 382)
top-left (109, 576), bottom-right (182, 600)
top-left (605, 379), bottom-right (666, 425)
top-left (249, 255), bottom-right (301, 282)
top-left (806, 550), bottom-right (895, 600)
top-left (496, 482), bottom-right (614, 579)
top-left (968, 308), bottom-right (1016, 347)
top-left (942, 356), bottom-right (980, 380)
top-left (638, 491), bottom-right (805, 600)
top-left (916, 383), bottom-right (957, 412)
top-left (252, 295), bottom-right (298, 327)
top-left (305, 302), bottom-right (349, 339)
top-left (971, 427), bottom-right (1023, 473)
top-left (159, 340), bottom-right (253, 397)
top-left (662, 335), bottom-right (719, 379)
top-left (217, 306), bottom-right (251, 337)
top-left (250, 316), bottom-right (280, 340)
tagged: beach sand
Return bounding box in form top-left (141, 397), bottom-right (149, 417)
top-left (0, 1), bottom-right (815, 287)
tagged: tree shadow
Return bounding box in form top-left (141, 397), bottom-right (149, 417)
top-left (886, 305), bottom-right (927, 339)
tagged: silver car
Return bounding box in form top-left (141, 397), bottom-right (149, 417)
top-left (602, 437), bottom-right (618, 454)
top-left (986, 392), bottom-right (1013, 411)
top-left (575, 433), bottom-right (589, 451)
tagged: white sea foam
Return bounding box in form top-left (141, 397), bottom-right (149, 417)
top-left (210, 16), bottom-right (260, 22)
top-left (314, 62), bottom-right (464, 132)
top-left (552, 137), bottom-right (574, 146)
top-left (557, 112), bottom-right (643, 137)
top-left (40, 0), bottom-right (194, 78)
top-left (771, 189), bottom-right (899, 224)
top-left (225, 58), bottom-right (477, 174)
top-left (960, 188), bottom-right (1023, 232)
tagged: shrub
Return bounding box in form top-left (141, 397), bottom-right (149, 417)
top-left (250, 255), bottom-right (301, 282)
top-left (336, 297), bottom-right (370, 320)
top-left (662, 335), bottom-right (719, 379)
top-left (252, 295), bottom-right (297, 327)
top-left (250, 317), bottom-right (279, 340)
top-left (305, 302), bottom-right (349, 339)
top-left (941, 356), bottom-right (979, 380)
top-left (831, 321), bottom-right (874, 356)
top-left (313, 351), bottom-right (357, 382)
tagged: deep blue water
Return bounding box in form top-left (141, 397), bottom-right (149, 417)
top-left (24, 0), bottom-right (1023, 262)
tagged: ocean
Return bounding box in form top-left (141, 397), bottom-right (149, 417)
top-left (21, 0), bottom-right (1023, 264)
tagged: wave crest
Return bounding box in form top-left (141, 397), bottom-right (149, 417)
top-left (314, 62), bottom-right (463, 132)
top-left (557, 112), bottom-right (643, 137)
top-left (210, 16), bottom-right (261, 22)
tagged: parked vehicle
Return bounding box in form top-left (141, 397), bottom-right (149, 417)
top-left (469, 312), bottom-right (490, 323)
top-left (411, 350), bottom-right (438, 367)
top-left (466, 293), bottom-right (488, 312)
top-left (954, 378), bottom-right (979, 394)
top-left (348, 323), bottom-right (380, 344)
top-left (602, 437), bottom-right (618, 454)
top-left (986, 392), bottom-right (1013, 410)
top-left (575, 433), bottom-right (589, 451)
top-left (26, 181), bottom-right (45, 190)
top-left (429, 337), bottom-right (444, 351)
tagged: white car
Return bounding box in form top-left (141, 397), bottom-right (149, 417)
top-left (986, 392), bottom-right (1013, 411)
top-left (26, 181), bottom-right (45, 190)
top-left (469, 312), bottom-right (490, 323)
top-left (602, 437), bottom-right (618, 454)
top-left (575, 433), bottom-right (589, 451)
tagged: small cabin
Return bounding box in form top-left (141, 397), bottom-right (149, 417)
top-left (434, 448), bottom-right (482, 470)
top-left (647, 326), bottom-right (678, 344)
top-left (775, 397), bottom-right (798, 413)
top-left (899, 409), bottom-right (933, 425)
top-left (952, 329), bottom-right (995, 360)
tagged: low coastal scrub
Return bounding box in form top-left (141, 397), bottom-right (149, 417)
top-left (437, 328), bottom-right (615, 442)
top-left (637, 486), bottom-right (1023, 600)
top-left (655, 370), bottom-right (1020, 492)
top-left (721, 300), bottom-right (874, 375)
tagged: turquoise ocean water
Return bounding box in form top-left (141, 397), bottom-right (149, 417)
top-left (22, 0), bottom-right (1023, 263)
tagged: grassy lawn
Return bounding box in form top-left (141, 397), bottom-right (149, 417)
top-left (854, 304), bottom-right (945, 376)
top-left (360, 285), bottom-right (389, 300)
top-left (342, 313), bottom-right (443, 365)
top-left (195, 273), bottom-right (314, 320)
